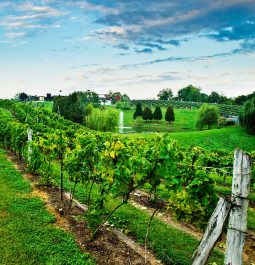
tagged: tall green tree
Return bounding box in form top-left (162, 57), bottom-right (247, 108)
top-left (165, 105), bottom-right (175, 123)
top-left (142, 106), bottom-right (153, 121)
top-left (18, 92), bottom-right (29, 101)
top-left (153, 106), bottom-right (162, 121)
top-left (157, 88), bottom-right (173, 100)
top-left (53, 92), bottom-right (85, 123)
top-left (78, 90), bottom-right (99, 104)
top-left (178, 85), bottom-right (201, 102)
top-left (239, 97), bottom-right (255, 135)
top-left (196, 104), bottom-right (219, 130)
top-left (133, 102), bottom-right (143, 119)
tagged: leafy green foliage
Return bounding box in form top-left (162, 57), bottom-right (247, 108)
top-left (178, 85), bottom-right (201, 102)
top-left (53, 92), bottom-right (85, 123)
top-left (133, 102), bottom-right (143, 119)
top-left (239, 96), bottom-right (255, 134)
top-left (86, 107), bottom-right (119, 132)
top-left (1, 99), bottom-right (254, 242)
top-left (165, 105), bottom-right (175, 123)
top-left (153, 106), bottom-right (162, 121)
top-left (142, 106), bottom-right (153, 121)
top-left (157, 88), bottom-right (173, 100)
top-left (196, 104), bottom-right (219, 130)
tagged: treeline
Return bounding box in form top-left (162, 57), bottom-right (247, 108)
top-left (157, 86), bottom-right (255, 105)
top-left (133, 103), bottom-right (175, 123)
top-left (53, 92), bottom-right (118, 131)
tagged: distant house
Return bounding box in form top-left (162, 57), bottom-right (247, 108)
top-left (39, 96), bottom-right (45, 101)
top-left (98, 94), bottom-right (111, 105)
top-left (115, 94), bottom-right (121, 102)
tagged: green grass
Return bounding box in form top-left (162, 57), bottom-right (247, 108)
top-left (128, 126), bottom-right (255, 152)
top-left (50, 163), bottom-right (223, 265)
top-left (122, 108), bottom-right (198, 133)
top-left (0, 149), bottom-right (94, 265)
top-left (167, 126), bottom-right (255, 152)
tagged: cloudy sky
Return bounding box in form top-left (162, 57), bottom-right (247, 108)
top-left (0, 0), bottom-right (255, 99)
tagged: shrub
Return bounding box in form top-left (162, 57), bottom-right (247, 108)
top-left (239, 97), bottom-right (255, 134)
top-left (142, 106), bottom-right (153, 121)
top-left (196, 104), bottom-right (219, 130)
top-left (133, 102), bottom-right (143, 119)
top-left (86, 108), bottom-right (118, 132)
top-left (53, 92), bottom-right (85, 123)
top-left (165, 105), bottom-right (175, 123)
top-left (153, 106), bottom-right (162, 121)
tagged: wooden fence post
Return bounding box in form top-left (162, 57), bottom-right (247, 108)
top-left (190, 197), bottom-right (231, 265)
top-left (27, 128), bottom-right (33, 161)
top-left (224, 149), bottom-right (252, 265)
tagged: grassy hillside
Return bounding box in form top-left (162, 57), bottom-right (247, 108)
top-left (122, 108), bottom-right (199, 133)
top-left (128, 126), bottom-right (255, 152)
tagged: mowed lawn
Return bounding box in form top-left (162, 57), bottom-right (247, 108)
top-left (166, 126), bottom-right (255, 152)
top-left (0, 149), bottom-right (94, 265)
top-left (127, 126), bottom-right (255, 152)
top-left (123, 108), bottom-right (199, 132)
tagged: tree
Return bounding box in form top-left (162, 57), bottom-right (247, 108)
top-left (133, 102), bottom-right (143, 119)
top-left (45, 93), bottom-right (52, 101)
top-left (196, 104), bottom-right (219, 130)
top-left (178, 85), bottom-right (201, 102)
top-left (18, 92), bottom-right (29, 101)
top-left (239, 97), bottom-right (255, 135)
top-left (142, 106), bottom-right (153, 121)
top-left (235, 95), bottom-right (247, 105)
top-left (153, 106), bottom-right (162, 121)
top-left (207, 92), bottom-right (221, 103)
top-left (157, 88), bottom-right (173, 100)
top-left (86, 108), bottom-right (119, 132)
top-left (78, 90), bottom-right (99, 104)
top-left (53, 92), bottom-right (85, 123)
top-left (165, 105), bottom-right (175, 123)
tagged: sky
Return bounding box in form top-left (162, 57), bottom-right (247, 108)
top-left (0, 0), bottom-right (255, 100)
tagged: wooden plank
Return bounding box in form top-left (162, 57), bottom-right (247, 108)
top-left (190, 197), bottom-right (231, 265)
top-left (224, 149), bottom-right (252, 265)
top-left (27, 128), bottom-right (32, 161)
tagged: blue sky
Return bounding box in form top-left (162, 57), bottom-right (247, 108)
top-left (0, 0), bottom-right (255, 99)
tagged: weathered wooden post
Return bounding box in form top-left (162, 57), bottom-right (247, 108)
top-left (27, 128), bottom-right (33, 161)
top-left (224, 149), bottom-right (252, 265)
top-left (190, 197), bottom-right (231, 265)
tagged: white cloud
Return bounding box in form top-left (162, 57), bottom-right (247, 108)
top-left (4, 32), bottom-right (27, 38)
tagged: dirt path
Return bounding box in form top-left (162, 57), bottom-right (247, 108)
top-left (8, 155), bottom-right (162, 265)
top-left (131, 190), bottom-right (202, 240)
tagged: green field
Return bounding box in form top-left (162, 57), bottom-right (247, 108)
top-left (127, 126), bottom-right (255, 152)
top-left (122, 108), bottom-right (199, 133)
top-left (0, 149), bottom-right (94, 265)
